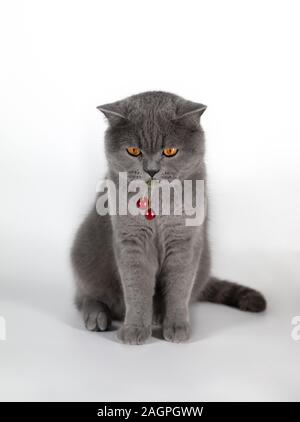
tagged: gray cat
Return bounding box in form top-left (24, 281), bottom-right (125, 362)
top-left (71, 91), bottom-right (266, 345)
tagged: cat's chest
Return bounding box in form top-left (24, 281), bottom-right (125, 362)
top-left (153, 214), bottom-right (202, 257)
top-left (112, 213), bottom-right (203, 261)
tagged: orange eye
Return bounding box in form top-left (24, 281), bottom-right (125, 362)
top-left (163, 147), bottom-right (178, 157)
top-left (127, 147), bottom-right (141, 157)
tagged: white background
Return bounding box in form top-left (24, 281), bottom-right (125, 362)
top-left (0, 0), bottom-right (300, 401)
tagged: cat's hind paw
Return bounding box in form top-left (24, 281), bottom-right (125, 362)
top-left (84, 310), bottom-right (111, 332)
top-left (82, 300), bottom-right (111, 332)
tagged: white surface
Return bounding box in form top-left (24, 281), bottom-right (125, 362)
top-left (1, 0), bottom-right (300, 401)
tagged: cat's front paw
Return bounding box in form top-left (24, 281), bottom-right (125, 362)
top-left (163, 321), bottom-right (191, 343)
top-left (117, 324), bottom-right (151, 345)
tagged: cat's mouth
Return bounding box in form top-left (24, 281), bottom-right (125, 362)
top-left (127, 171), bottom-right (176, 183)
top-left (147, 175), bottom-right (176, 183)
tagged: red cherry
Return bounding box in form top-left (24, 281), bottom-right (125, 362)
top-left (145, 208), bottom-right (156, 220)
top-left (136, 197), bottom-right (148, 210)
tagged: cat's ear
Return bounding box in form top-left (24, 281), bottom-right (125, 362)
top-left (174, 100), bottom-right (207, 126)
top-left (97, 101), bottom-right (128, 126)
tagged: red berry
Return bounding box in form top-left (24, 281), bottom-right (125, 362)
top-left (145, 208), bottom-right (156, 220)
top-left (136, 197), bottom-right (148, 210)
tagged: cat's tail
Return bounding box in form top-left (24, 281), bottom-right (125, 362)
top-left (199, 276), bottom-right (267, 312)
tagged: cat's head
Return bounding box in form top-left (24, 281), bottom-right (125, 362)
top-left (98, 91), bottom-right (206, 182)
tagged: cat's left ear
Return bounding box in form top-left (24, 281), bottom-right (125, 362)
top-left (97, 101), bottom-right (127, 126)
top-left (174, 100), bottom-right (207, 125)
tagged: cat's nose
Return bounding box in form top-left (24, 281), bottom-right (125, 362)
top-left (145, 169), bottom-right (159, 178)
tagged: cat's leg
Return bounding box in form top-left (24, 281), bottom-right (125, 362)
top-left (115, 225), bottom-right (158, 345)
top-left (160, 247), bottom-right (197, 343)
top-left (76, 294), bottom-right (112, 331)
top-left (161, 274), bottom-right (194, 342)
top-left (71, 210), bottom-right (125, 330)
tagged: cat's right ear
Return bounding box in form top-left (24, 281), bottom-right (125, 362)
top-left (97, 101), bottom-right (128, 126)
top-left (174, 100), bottom-right (207, 123)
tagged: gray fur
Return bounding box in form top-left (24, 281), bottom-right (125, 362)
top-left (71, 91), bottom-right (266, 345)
